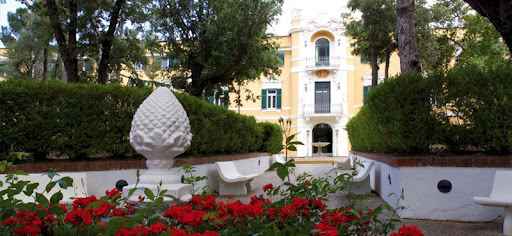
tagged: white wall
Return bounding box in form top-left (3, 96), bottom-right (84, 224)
top-left (0, 156), bottom-right (271, 198)
top-left (352, 153), bottom-right (504, 222)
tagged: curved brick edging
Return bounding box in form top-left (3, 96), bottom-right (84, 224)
top-left (351, 151), bottom-right (512, 168)
top-left (8, 153), bottom-right (270, 173)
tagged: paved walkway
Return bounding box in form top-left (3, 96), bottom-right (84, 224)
top-left (222, 169), bottom-right (504, 236)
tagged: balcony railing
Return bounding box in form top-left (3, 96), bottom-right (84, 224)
top-left (303, 103), bottom-right (343, 117)
top-left (305, 57), bottom-right (341, 70)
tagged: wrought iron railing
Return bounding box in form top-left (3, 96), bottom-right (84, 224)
top-left (303, 103), bottom-right (343, 117)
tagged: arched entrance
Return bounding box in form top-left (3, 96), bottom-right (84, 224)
top-left (312, 123), bottom-right (333, 156)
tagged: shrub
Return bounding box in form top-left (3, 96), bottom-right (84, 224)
top-left (348, 63), bottom-right (512, 154)
top-left (258, 122), bottom-right (282, 154)
top-left (0, 80), bottom-right (281, 160)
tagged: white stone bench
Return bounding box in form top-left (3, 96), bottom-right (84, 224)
top-left (216, 161), bottom-right (264, 196)
top-left (336, 159), bottom-right (374, 194)
top-left (474, 170), bottom-right (512, 236)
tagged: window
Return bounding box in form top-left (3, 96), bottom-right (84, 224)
top-left (261, 89), bottom-right (282, 110)
top-left (315, 38), bottom-right (330, 66)
top-left (363, 86), bottom-right (371, 103)
top-left (160, 57), bottom-right (169, 69)
top-left (278, 51), bottom-right (285, 66)
top-left (135, 63), bottom-right (144, 71)
top-left (0, 0), bottom-right (6, 4)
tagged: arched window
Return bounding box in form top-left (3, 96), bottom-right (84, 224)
top-left (315, 38), bottom-right (330, 66)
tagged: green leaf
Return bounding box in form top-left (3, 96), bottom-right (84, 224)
top-left (45, 181), bottom-right (57, 193)
top-left (286, 134), bottom-right (297, 143)
top-left (35, 193), bottom-right (49, 207)
top-left (58, 177), bottom-right (74, 189)
top-left (50, 191), bottom-right (63, 204)
top-left (23, 183), bottom-right (39, 196)
top-left (47, 170), bottom-right (58, 180)
top-left (144, 188), bottom-right (155, 201)
top-left (276, 167), bottom-right (289, 181)
top-left (287, 145), bottom-right (297, 151)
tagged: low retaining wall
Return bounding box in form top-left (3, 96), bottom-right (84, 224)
top-left (350, 152), bottom-right (512, 222)
top-left (1, 154), bottom-right (271, 197)
top-left (7, 153), bottom-right (269, 173)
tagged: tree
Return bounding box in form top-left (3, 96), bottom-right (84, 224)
top-left (396, 0), bottom-right (421, 73)
top-left (0, 8), bottom-right (53, 80)
top-left (19, 0), bottom-right (149, 83)
top-left (150, 0), bottom-right (283, 97)
top-left (344, 0), bottom-right (396, 86)
top-left (462, 0), bottom-right (512, 56)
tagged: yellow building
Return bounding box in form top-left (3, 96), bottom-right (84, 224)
top-left (230, 10), bottom-right (400, 157)
top-left (0, 44), bottom-right (7, 81)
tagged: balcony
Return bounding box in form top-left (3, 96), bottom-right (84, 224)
top-left (302, 103), bottom-right (343, 119)
top-left (305, 56), bottom-right (341, 71)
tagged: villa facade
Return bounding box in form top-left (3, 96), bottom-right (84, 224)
top-left (231, 10), bottom-right (400, 157)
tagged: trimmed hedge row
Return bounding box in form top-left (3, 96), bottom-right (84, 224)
top-left (0, 80), bottom-right (282, 160)
top-left (347, 63), bottom-right (512, 154)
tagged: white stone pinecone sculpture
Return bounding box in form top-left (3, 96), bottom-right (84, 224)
top-left (130, 87), bottom-right (192, 168)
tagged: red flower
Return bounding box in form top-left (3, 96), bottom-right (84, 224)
top-left (72, 195), bottom-right (97, 209)
top-left (311, 199), bottom-right (326, 210)
top-left (106, 188), bottom-right (121, 199)
top-left (1, 216), bottom-right (16, 226)
top-left (14, 224), bottom-right (41, 236)
top-left (65, 208), bottom-right (93, 225)
top-left (191, 195), bottom-right (216, 210)
top-left (315, 222), bottom-right (338, 236)
top-left (3, 211), bottom-right (43, 236)
top-left (179, 210), bottom-right (206, 226)
top-left (391, 225), bottom-right (424, 236)
top-left (291, 197), bottom-right (309, 209)
top-left (43, 214), bottom-right (57, 224)
top-left (164, 204), bottom-right (206, 226)
top-left (279, 204), bottom-right (297, 220)
top-left (263, 183), bottom-right (273, 192)
top-left (170, 228), bottom-right (188, 236)
top-left (93, 202), bottom-right (114, 217)
top-left (115, 225), bottom-right (151, 236)
top-left (111, 208), bottom-right (128, 217)
top-left (202, 231), bottom-right (220, 236)
top-left (149, 222), bottom-right (167, 234)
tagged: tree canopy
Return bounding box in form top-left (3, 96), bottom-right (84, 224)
top-left (149, 0), bottom-right (283, 97)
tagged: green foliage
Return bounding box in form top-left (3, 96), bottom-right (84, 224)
top-left (347, 63), bottom-right (512, 154)
top-left (177, 93), bottom-right (281, 156)
top-left (258, 122), bottom-right (283, 154)
top-left (149, 0), bottom-right (283, 96)
top-left (180, 164), bottom-right (208, 194)
top-left (0, 80), bottom-right (282, 160)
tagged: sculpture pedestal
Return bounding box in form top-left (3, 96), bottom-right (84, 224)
top-left (123, 168), bottom-right (192, 202)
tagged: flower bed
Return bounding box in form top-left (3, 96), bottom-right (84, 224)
top-left (0, 171), bottom-right (424, 236)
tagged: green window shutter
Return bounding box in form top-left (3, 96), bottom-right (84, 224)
top-left (261, 89), bottom-right (267, 109)
top-left (276, 89), bottom-right (282, 109)
top-left (363, 86), bottom-right (370, 104)
top-left (207, 95), bottom-right (214, 104)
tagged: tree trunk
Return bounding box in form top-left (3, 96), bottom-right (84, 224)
top-left (396, 0), bottom-right (422, 73)
top-left (97, 0), bottom-right (126, 84)
top-left (189, 63), bottom-right (205, 97)
top-left (370, 48), bottom-right (380, 87)
top-left (42, 47), bottom-right (48, 81)
top-left (45, 0), bottom-right (79, 82)
top-left (385, 49), bottom-right (391, 80)
top-left (462, 0), bottom-right (512, 56)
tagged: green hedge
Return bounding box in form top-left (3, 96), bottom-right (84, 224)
top-left (0, 80), bottom-right (282, 160)
top-left (347, 63), bottom-right (512, 154)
